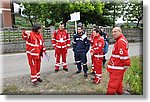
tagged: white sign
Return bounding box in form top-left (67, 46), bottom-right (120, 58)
top-left (70, 12), bottom-right (80, 21)
top-left (13, 3), bottom-right (20, 13)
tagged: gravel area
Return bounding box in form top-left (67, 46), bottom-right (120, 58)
top-left (1, 65), bottom-right (109, 95)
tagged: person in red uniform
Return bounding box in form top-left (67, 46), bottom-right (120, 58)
top-left (107, 27), bottom-right (130, 95)
top-left (90, 26), bottom-right (96, 75)
top-left (22, 24), bottom-right (46, 86)
top-left (52, 23), bottom-right (70, 72)
top-left (90, 29), bottom-right (105, 84)
top-left (90, 26), bottom-right (96, 45)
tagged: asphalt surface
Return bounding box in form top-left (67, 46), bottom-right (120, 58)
top-left (0, 42), bottom-right (142, 79)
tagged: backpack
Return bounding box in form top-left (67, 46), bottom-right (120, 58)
top-left (103, 41), bottom-right (109, 54)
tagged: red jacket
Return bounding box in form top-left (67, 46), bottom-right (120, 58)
top-left (107, 34), bottom-right (130, 71)
top-left (52, 29), bottom-right (70, 49)
top-left (22, 30), bottom-right (46, 59)
top-left (90, 35), bottom-right (105, 59)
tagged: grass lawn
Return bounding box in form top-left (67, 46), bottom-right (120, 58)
top-left (124, 56), bottom-right (143, 95)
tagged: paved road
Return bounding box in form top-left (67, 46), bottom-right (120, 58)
top-left (0, 42), bottom-right (142, 78)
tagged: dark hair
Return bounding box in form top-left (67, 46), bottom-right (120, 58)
top-left (99, 30), bottom-right (102, 36)
top-left (77, 26), bottom-right (83, 30)
top-left (93, 26), bottom-right (96, 29)
top-left (60, 23), bottom-right (64, 26)
top-left (94, 28), bottom-right (102, 36)
top-left (60, 23), bottom-right (66, 28)
top-left (32, 24), bottom-right (41, 32)
top-left (95, 28), bottom-right (100, 33)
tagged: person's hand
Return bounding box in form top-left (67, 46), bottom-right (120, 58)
top-left (25, 31), bottom-right (31, 36)
top-left (124, 66), bottom-right (129, 69)
top-left (53, 46), bottom-right (56, 50)
top-left (90, 52), bottom-right (94, 56)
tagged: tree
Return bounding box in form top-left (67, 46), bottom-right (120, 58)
top-left (22, 3), bottom-right (42, 26)
top-left (22, 0), bottom-right (104, 27)
top-left (122, 0), bottom-right (143, 28)
top-left (102, 1), bottom-right (124, 27)
top-left (69, 0), bottom-right (104, 26)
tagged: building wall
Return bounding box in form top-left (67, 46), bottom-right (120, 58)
top-left (0, 0), bottom-right (12, 28)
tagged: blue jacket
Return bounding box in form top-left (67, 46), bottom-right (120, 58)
top-left (72, 32), bottom-right (90, 53)
top-left (102, 32), bottom-right (109, 43)
top-left (102, 32), bottom-right (109, 54)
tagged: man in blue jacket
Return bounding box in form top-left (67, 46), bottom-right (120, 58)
top-left (72, 25), bottom-right (90, 78)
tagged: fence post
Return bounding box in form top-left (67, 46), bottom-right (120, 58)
top-left (3, 30), bottom-right (5, 44)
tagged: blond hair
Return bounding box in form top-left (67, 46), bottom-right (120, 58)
top-left (113, 27), bottom-right (122, 33)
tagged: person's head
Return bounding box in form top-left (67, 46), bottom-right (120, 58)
top-left (32, 24), bottom-right (42, 33)
top-left (59, 23), bottom-right (65, 30)
top-left (77, 26), bottom-right (83, 35)
top-left (93, 29), bottom-right (100, 37)
top-left (92, 26), bottom-right (96, 31)
top-left (112, 27), bottom-right (122, 39)
top-left (99, 26), bottom-right (104, 32)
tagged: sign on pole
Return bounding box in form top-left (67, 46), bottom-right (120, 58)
top-left (70, 12), bottom-right (80, 33)
top-left (70, 12), bottom-right (80, 21)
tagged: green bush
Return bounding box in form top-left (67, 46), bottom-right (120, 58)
top-left (124, 56), bottom-right (143, 95)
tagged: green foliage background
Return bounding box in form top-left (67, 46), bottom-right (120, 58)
top-left (124, 56), bottom-right (143, 95)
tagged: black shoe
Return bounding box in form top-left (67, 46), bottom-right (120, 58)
top-left (75, 70), bottom-right (81, 74)
top-left (63, 68), bottom-right (68, 72)
top-left (37, 78), bottom-right (42, 82)
top-left (84, 73), bottom-right (88, 78)
top-left (55, 69), bottom-right (59, 73)
top-left (32, 81), bottom-right (38, 86)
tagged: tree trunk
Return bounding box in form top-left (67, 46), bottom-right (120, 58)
top-left (28, 16), bottom-right (33, 27)
top-left (137, 15), bottom-right (143, 28)
top-left (62, 18), bottom-right (68, 27)
top-left (113, 4), bottom-right (116, 28)
top-left (62, 14), bottom-right (70, 27)
top-left (136, 20), bottom-right (140, 28)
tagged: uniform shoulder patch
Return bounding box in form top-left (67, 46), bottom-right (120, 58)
top-left (81, 34), bottom-right (87, 40)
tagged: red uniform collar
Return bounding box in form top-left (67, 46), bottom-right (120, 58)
top-left (58, 29), bottom-right (65, 32)
top-left (115, 34), bottom-right (123, 41)
top-left (32, 31), bottom-right (40, 35)
top-left (94, 35), bottom-right (100, 39)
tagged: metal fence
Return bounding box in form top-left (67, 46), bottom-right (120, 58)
top-left (0, 27), bottom-right (143, 53)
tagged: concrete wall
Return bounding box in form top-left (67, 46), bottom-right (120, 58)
top-left (0, 28), bottom-right (143, 53)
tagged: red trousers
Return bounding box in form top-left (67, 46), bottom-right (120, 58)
top-left (55, 48), bottom-right (67, 70)
top-left (107, 69), bottom-right (126, 95)
top-left (28, 57), bottom-right (41, 83)
top-left (91, 55), bottom-right (95, 73)
top-left (93, 56), bottom-right (103, 84)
